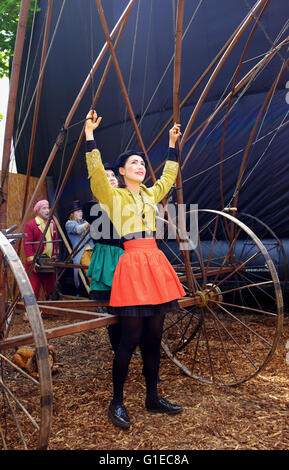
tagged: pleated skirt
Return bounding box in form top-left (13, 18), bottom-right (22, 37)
top-left (109, 238), bottom-right (186, 316)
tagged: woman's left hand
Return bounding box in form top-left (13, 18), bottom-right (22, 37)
top-left (169, 123), bottom-right (181, 147)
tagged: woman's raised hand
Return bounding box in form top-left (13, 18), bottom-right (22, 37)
top-left (169, 123), bottom-right (182, 148)
top-left (85, 109), bottom-right (102, 138)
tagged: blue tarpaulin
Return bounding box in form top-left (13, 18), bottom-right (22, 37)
top-left (14, 0), bottom-right (289, 241)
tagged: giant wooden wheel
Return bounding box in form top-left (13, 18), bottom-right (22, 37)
top-left (0, 0), bottom-right (287, 449)
top-left (0, 230), bottom-right (52, 450)
top-left (160, 209), bottom-right (284, 385)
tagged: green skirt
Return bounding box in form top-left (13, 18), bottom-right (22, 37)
top-left (87, 243), bottom-right (124, 292)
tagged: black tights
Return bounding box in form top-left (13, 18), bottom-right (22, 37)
top-left (110, 314), bottom-right (165, 406)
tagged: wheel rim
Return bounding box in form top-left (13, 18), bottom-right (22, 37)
top-left (0, 232), bottom-right (53, 449)
top-left (236, 212), bottom-right (289, 296)
top-left (160, 209), bottom-right (284, 386)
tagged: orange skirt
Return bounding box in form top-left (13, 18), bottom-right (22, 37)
top-left (109, 238), bottom-right (186, 307)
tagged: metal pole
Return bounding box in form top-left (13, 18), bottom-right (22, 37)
top-left (172, 0), bottom-right (195, 294)
top-left (179, 0), bottom-right (269, 152)
top-left (21, 0), bottom-right (54, 219)
top-left (0, 0), bottom-right (31, 231)
top-left (96, 0), bottom-right (157, 182)
top-left (19, 0), bottom-right (136, 232)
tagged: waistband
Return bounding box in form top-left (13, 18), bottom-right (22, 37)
top-left (123, 237), bottom-right (158, 251)
top-left (121, 230), bottom-right (156, 244)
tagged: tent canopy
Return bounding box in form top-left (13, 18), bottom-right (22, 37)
top-left (14, 0), bottom-right (289, 237)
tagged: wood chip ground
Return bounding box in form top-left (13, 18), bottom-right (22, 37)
top-left (3, 314), bottom-right (289, 450)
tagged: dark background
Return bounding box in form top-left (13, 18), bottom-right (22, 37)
top-left (13, 0), bottom-right (289, 291)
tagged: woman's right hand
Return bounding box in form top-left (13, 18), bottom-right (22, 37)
top-left (85, 110), bottom-right (102, 139)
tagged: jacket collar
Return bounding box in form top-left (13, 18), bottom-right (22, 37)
top-left (35, 216), bottom-right (53, 234)
top-left (126, 186), bottom-right (158, 214)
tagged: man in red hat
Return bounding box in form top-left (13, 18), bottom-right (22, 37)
top-left (23, 200), bottom-right (59, 300)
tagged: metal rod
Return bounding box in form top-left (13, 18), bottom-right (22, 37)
top-left (145, 4), bottom-right (253, 157)
top-left (0, 377), bottom-right (40, 430)
top-left (2, 389), bottom-right (28, 449)
top-left (96, 0), bottom-right (156, 181)
top-left (18, 0), bottom-right (136, 232)
top-left (172, 0), bottom-right (195, 295)
top-left (219, 0), bottom-right (271, 212)
top-left (180, 36), bottom-right (289, 171)
top-left (232, 58), bottom-right (289, 212)
top-left (24, 239), bottom-right (62, 244)
top-left (13, 1), bottom-right (136, 293)
top-left (21, 0), bottom-right (54, 220)
top-left (179, 0), bottom-right (268, 153)
top-left (0, 0), bottom-right (31, 230)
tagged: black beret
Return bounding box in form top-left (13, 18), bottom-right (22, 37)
top-left (114, 150), bottom-right (147, 175)
top-left (103, 162), bottom-right (116, 172)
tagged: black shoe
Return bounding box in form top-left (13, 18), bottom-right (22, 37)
top-left (146, 397), bottom-right (182, 415)
top-left (108, 402), bottom-right (131, 429)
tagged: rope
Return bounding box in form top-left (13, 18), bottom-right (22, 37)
top-left (140, 0), bottom-right (153, 132)
top-left (51, 113), bottom-right (90, 202)
top-left (14, 0), bottom-right (40, 145)
top-left (13, 0), bottom-right (67, 153)
top-left (243, 0), bottom-right (289, 71)
top-left (89, 0), bottom-right (95, 106)
top-left (181, 37), bottom-right (288, 176)
top-left (125, 0), bottom-right (205, 149)
top-left (53, 127), bottom-right (69, 201)
top-left (120, 0), bottom-right (141, 150)
top-left (231, 109), bottom-right (289, 202)
top-left (182, 117), bottom-right (289, 184)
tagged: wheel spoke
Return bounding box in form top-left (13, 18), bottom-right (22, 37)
top-left (209, 298), bottom-right (277, 318)
top-left (162, 209), bottom-right (283, 386)
top-left (2, 389), bottom-right (28, 450)
top-left (214, 302), bottom-right (273, 347)
top-left (214, 280), bottom-right (274, 299)
top-left (0, 377), bottom-right (40, 430)
top-left (207, 305), bottom-right (239, 382)
top-left (0, 353), bottom-right (39, 385)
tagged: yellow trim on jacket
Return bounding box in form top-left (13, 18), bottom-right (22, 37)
top-left (86, 149), bottom-right (179, 238)
top-left (35, 216), bottom-right (53, 257)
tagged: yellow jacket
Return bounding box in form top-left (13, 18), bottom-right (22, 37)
top-left (86, 148), bottom-right (179, 239)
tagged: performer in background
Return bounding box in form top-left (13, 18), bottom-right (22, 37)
top-left (23, 199), bottom-right (59, 301)
top-left (85, 109), bottom-right (185, 430)
top-left (65, 200), bottom-right (94, 290)
top-left (86, 162), bottom-right (124, 353)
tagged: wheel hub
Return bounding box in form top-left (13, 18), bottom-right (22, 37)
top-left (196, 283), bottom-right (223, 308)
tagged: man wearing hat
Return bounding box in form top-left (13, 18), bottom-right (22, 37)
top-left (65, 200), bottom-right (94, 289)
top-left (23, 200), bottom-right (59, 300)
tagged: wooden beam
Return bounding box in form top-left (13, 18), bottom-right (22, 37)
top-left (0, 315), bottom-right (119, 350)
top-left (17, 299), bottom-right (109, 310)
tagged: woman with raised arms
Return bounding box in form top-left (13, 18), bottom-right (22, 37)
top-left (85, 109), bottom-right (185, 429)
